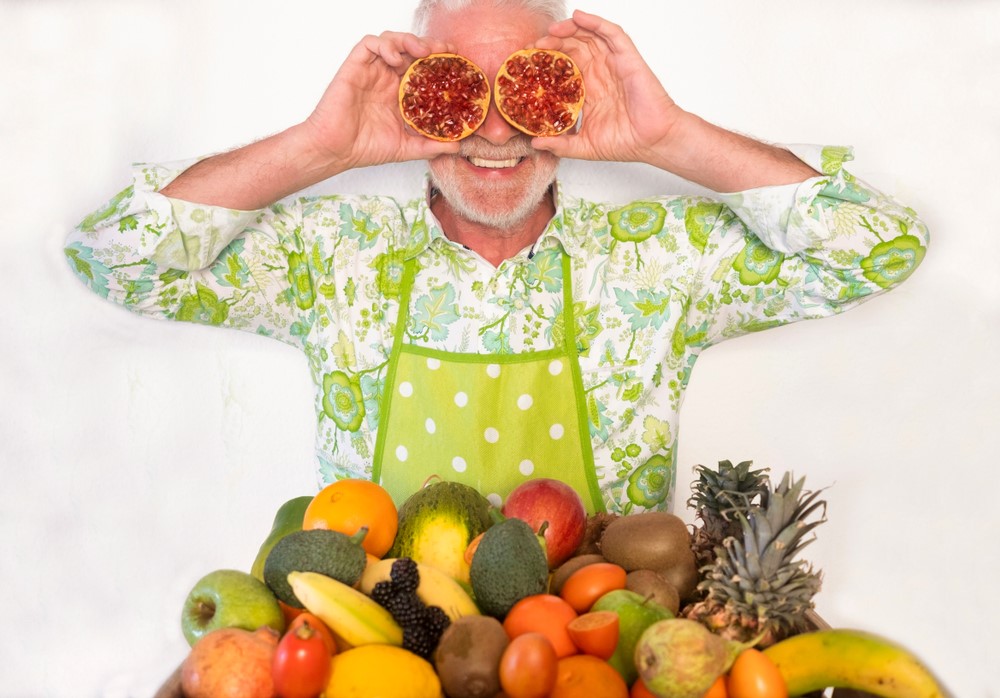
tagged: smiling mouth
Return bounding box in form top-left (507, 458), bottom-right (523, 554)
top-left (466, 155), bottom-right (525, 169)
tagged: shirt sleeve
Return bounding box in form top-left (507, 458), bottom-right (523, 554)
top-left (682, 144), bottom-right (929, 349)
top-left (64, 159), bottom-right (307, 346)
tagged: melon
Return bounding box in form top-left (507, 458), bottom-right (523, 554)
top-left (388, 480), bottom-right (494, 583)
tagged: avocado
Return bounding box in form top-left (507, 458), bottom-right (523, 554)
top-left (388, 480), bottom-right (494, 584)
top-left (263, 528), bottom-right (367, 608)
top-left (250, 495), bottom-right (313, 582)
top-left (469, 517), bottom-right (548, 619)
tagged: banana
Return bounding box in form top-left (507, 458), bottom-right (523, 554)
top-left (287, 571), bottom-right (403, 648)
top-left (360, 557), bottom-right (480, 622)
top-left (763, 629), bottom-right (949, 698)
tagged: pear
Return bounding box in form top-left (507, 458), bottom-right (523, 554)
top-left (634, 618), bottom-right (749, 698)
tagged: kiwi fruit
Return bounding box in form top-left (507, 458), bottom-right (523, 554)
top-left (433, 615), bottom-right (509, 698)
top-left (549, 553), bottom-right (606, 595)
top-left (598, 512), bottom-right (692, 573)
top-left (660, 546), bottom-right (700, 602)
top-left (625, 569), bottom-right (681, 615)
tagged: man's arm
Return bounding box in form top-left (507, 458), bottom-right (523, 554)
top-left (161, 32), bottom-right (461, 210)
top-left (534, 11), bottom-right (818, 192)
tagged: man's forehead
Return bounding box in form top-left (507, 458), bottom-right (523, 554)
top-left (425, 2), bottom-right (551, 42)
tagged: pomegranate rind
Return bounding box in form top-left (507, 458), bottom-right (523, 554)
top-left (398, 52), bottom-right (491, 142)
top-left (494, 48), bottom-right (585, 137)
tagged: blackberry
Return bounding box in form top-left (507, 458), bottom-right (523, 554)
top-left (370, 580), bottom-right (396, 607)
top-left (366, 557), bottom-right (451, 659)
top-left (389, 557), bottom-right (420, 594)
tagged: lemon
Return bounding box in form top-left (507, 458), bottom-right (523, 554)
top-left (324, 645), bottom-right (442, 698)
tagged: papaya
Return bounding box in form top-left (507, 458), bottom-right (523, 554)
top-left (250, 495), bottom-right (313, 582)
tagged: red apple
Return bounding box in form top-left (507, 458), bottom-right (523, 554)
top-left (503, 478), bottom-right (587, 568)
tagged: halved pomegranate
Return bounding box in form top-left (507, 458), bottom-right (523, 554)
top-left (494, 48), bottom-right (585, 137)
top-left (398, 53), bottom-right (491, 142)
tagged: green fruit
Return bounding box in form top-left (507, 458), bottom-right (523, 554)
top-left (469, 517), bottom-right (549, 619)
top-left (388, 480), bottom-right (494, 584)
top-left (635, 618), bottom-right (743, 698)
top-left (181, 569), bottom-right (285, 647)
top-left (263, 528), bottom-right (368, 608)
top-left (250, 495), bottom-right (313, 582)
top-left (591, 588), bottom-right (674, 685)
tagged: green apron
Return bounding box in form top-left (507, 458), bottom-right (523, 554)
top-left (372, 251), bottom-right (605, 514)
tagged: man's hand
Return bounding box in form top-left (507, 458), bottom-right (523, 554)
top-left (304, 32), bottom-right (461, 171)
top-left (531, 11), bottom-right (684, 166)
top-left (162, 32), bottom-right (460, 209)
top-left (531, 10), bottom-right (817, 192)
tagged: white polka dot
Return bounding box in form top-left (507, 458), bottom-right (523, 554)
top-left (550, 423), bottom-right (565, 440)
top-left (396, 445), bottom-right (408, 461)
top-left (519, 459), bottom-right (535, 476)
top-left (425, 418), bottom-right (436, 434)
top-left (484, 427), bottom-right (500, 443)
top-left (399, 382), bottom-right (413, 397)
top-left (517, 394), bottom-right (533, 410)
top-left (427, 358), bottom-right (441, 370)
top-left (455, 392), bottom-right (468, 407)
top-left (549, 360), bottom-right (564, 376)
top-left (487, 493), bottom-right (503, 508)
top-left (486, 364), bottom-right (501, 378)
top-left (452, 456), bottom-right (467, 473)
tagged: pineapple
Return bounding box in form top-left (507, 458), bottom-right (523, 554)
top-left (683, 471), bottom-right (826, 646)
top-left (687, 459), bottom-right (770, 570)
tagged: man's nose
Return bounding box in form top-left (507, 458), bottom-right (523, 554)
top-left (475, 96), bottom-right (520, 145)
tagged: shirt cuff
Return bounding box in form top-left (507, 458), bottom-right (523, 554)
top-left (127, 158), bottom-right (261, 271)
top-left (716, 144), bottom-right (855, 255)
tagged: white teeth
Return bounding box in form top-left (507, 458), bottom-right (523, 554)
top-left (467, 156), bottom-right (522, 169)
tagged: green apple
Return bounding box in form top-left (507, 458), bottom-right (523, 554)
top-left (181, 569), bottom-right (285, 646)
top-left (591, 588), bottom-right (674, 685)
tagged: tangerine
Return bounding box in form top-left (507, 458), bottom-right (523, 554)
top-left (566, 610), bottom-right (619, 660)
top-left (503, 594), bottom-right (579, 658)
top-left (302, 479), bottom-right (398, 558)
top-left (551, 654), bottom-right (629, 698)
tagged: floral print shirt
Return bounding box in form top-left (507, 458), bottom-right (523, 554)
top-left (64, 145), bottom-right (928, 514)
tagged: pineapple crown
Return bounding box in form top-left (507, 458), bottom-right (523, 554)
top-left (699, 472), bottom-right (827, 634)
top-left (732, 472), bottom-right (827, 581)
top-left (687, 459), bottom-right (770, 524)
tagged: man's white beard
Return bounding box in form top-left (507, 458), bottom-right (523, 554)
top-left (430, 170), bottom-right (555, 231)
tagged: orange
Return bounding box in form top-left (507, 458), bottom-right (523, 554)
top-left (630, 677), bottom-right (659, 698)
top-left (566, 610), bottom-right (619, 660)
top-left (503, 594), bottom-right (579, 658)
top-left (302, 479), bottom-right (398, 558)
top-left (550, 654), bottom-right (629, 698)
top-left (705, 675), bottom-right (730, 698)
top-left (559, 562), bottom-right (628, 613)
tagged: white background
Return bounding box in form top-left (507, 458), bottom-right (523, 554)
top-left (2, 0), bottom-right (997, 696)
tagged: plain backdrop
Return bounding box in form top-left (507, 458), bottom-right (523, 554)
top-left (2, 0), bottom-right (998, 696)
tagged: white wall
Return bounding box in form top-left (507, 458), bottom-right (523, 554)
top-left (2, 0), bottom-right (996, 696)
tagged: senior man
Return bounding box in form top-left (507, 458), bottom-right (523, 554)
top-left (65, 0), bottom-right (928, 513)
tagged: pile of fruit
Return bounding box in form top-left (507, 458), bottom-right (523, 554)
top-left (176, 463), bottom-right (948, 698)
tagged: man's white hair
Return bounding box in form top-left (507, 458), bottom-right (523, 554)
top-left (412, 0), bottom-right (568, 35)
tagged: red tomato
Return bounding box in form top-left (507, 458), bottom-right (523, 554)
top-left (272, 617), bottom-right (333, 698)
top-left (726, 649), bottom-right (787, 698)
top-left (499, 632), bottom-right (559, 698)
top-left (559, 562), bottom-right (627, 613)
top-left (286, 612), bottom-right (336, 656)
